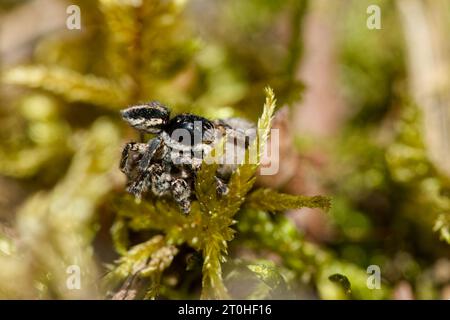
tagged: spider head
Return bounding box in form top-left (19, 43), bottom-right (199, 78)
top-left (121, 101), bottom-right (170, 134)
top-left (165, 114), bottom-right (215, 147)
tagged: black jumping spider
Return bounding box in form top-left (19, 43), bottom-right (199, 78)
top-left (120, 101), bottom-right (255, 214)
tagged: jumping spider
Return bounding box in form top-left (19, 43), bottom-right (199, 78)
top-left (120, 101), bottom-right (255, 214)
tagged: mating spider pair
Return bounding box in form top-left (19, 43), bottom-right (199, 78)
top-left (120, 101), bottom-right (255, 214)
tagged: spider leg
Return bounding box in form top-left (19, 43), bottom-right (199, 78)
top-left (139, 137), bottom-right (163, 172)
top-left (127, 170), bottom-right (151, 200)
top-left (119, 142), bottom-right (133, 173)
top-left (215, 176), bottom-right (229, 196)
top-left (171, 178), bottom-right (192, 214)
top-left (127, 137), bottom-right (164, 198)
top-left (121, 139), bottom-right (164, 199)
top-left (150, 163), bottom-right (172, 197)
top-left (120, 142), bottom-right (148, 179)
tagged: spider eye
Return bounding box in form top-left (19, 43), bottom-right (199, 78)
top-left (121, 101), bottom-right (170, 133)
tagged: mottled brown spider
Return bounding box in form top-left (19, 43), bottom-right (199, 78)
top-left (120, 101), bottom-right (255, 214)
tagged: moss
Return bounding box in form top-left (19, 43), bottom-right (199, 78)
top-left (1, 0), bottom-right (448, 300)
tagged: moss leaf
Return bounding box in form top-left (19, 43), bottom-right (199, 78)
top-left (3, 65), bottom-right (128, 108)
top-left (245, 188), bottom-right (331, 212)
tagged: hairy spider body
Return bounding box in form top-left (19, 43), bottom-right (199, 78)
top-left (120, 101), bottom-right (255, 214)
